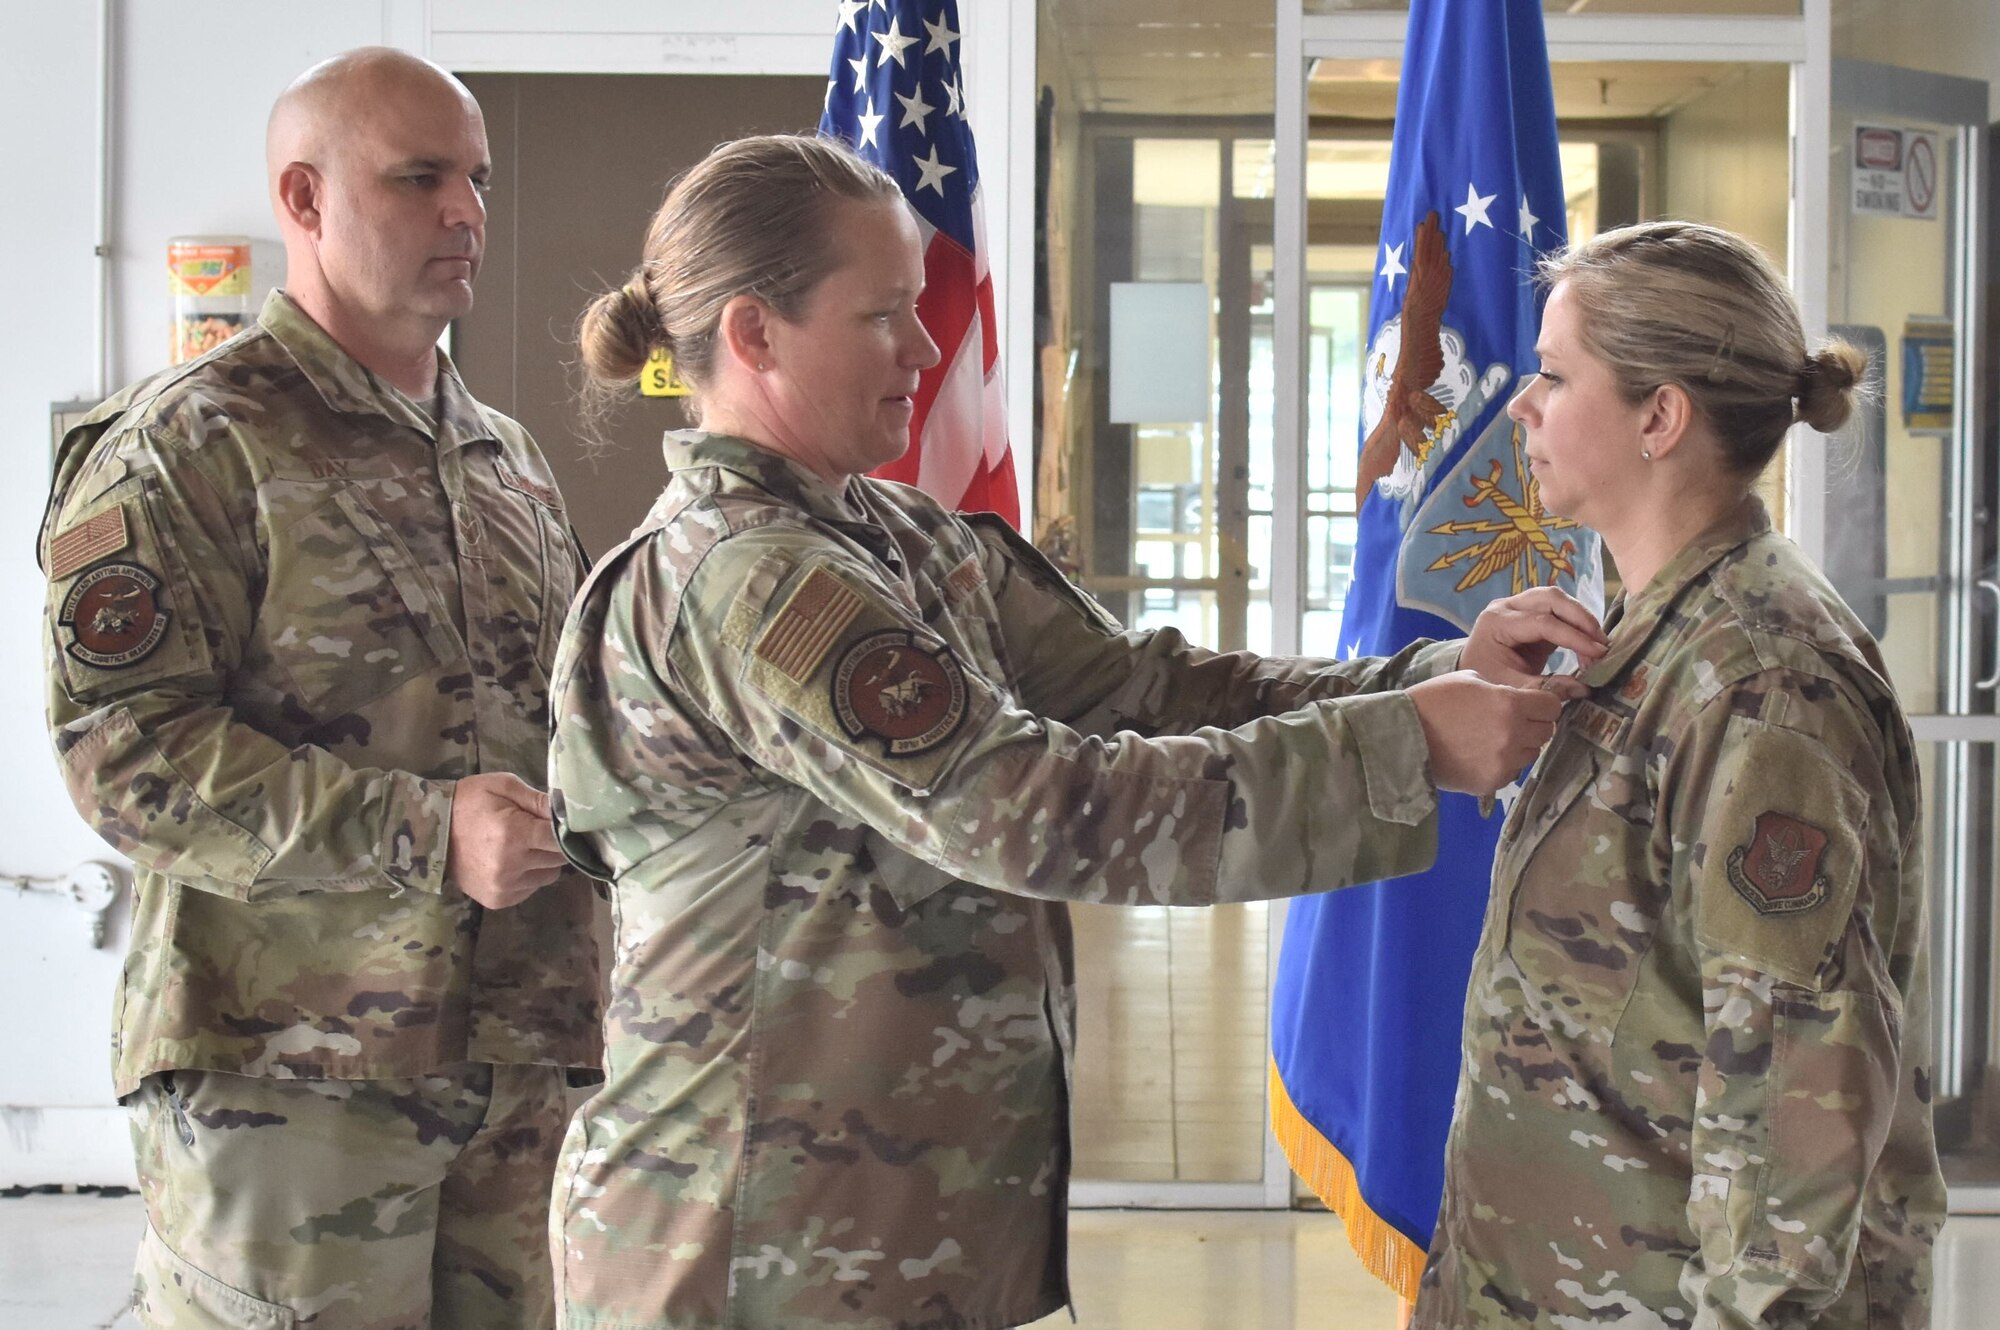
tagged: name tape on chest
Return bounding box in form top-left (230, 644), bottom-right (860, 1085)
top-left (1570, 699), bottom-right (1630, 750)
top-left (497, 462), bottom-right (563, 510)
top-left (48, 505), bottom-right (131, 581)
top-left (944, 554), bottom-right (986, 604)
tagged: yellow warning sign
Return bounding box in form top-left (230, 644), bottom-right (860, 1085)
top-left (641, 348), bottom-right (691, 398)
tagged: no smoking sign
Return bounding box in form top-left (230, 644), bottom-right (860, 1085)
top-left (1853, 123), bottom-right (1941, 221)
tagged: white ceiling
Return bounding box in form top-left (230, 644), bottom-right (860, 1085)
top-left (1041, 0), bottom-right (1893, 119)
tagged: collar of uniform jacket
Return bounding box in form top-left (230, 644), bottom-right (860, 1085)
top-left (659, 429), bottom-right (935, 573)
top-left (258, 289), bottom-right (502, 454)
top-left (1580, 493), bottom-right (1774, 691)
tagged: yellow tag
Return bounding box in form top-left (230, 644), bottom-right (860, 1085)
top-left (640, 348), bottom-right (691, 398)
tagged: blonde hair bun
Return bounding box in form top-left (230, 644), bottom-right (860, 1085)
top-left (1795, 340), bottom-right (1866, 435)
top-left (577, 275), bottom-right (664, 387)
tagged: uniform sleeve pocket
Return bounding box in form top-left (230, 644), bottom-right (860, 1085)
top-left (58, 706), bottom-right (274, 897)
top-left (1756, 986), bottom-right (1897, 1288)
top-left (1692, 715), bottom-right (1867, 990)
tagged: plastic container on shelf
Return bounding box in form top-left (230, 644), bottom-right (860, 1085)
top-left (168, 236), bottom-right (252, 364)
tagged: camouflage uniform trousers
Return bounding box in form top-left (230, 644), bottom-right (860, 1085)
top-left (128, 1062), bottom-right (568, 1329)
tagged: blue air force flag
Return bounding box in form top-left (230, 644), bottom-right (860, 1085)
top-left (1269, 0), bottom-right (1602, 1297)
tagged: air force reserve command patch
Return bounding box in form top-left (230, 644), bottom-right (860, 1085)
top-left (833, 630), bottom-right (968, 756)
top-left (1726, 810), bottom-right (1832, 914)
top-left (58, 561), bottom-right (170, 669)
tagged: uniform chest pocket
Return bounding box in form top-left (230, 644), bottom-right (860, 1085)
top-left (1498, 712), bottom-right (1665, 1030)
top-left (266, 487), bottom-right (462, 721)
top-left (486, 464), bottom-right (581, 675)
top-left (923, 551), bottom-right (1010, 691)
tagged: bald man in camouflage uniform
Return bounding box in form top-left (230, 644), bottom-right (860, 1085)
top-left (545, 430), bottom-right (1591, 1329)
top-left (42, 49), bottom-right (600, 1329)
top-left (1414, 498), bottom-right (1944, 1328)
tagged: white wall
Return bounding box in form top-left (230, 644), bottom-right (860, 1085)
top-left (0, 0), bottom-right (1034, 1186)
top-left (0, 0), bottom-right (128, 1186)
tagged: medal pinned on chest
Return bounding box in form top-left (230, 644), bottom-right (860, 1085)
top-left (59, 561), bottom-right (171, 669)
top-left (832, 630), bottom-right (969, 757)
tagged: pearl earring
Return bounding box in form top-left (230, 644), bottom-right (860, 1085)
top-left (1641, 449), bottom-right (1653, 460)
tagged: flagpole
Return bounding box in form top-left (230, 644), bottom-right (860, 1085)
top-left (1270, 0), bottom-right (1307, 656)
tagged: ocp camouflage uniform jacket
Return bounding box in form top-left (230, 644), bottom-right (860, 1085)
top-left (41, 290), bottom-right (603, 1098)
top-left (1415, 497), bottom-right (1943, 1329)
top-left (548, 431), bottom-right (1460, 1330)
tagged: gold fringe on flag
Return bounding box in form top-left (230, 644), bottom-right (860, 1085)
top-left (1268, 1056), bottom-right (1427, 1301)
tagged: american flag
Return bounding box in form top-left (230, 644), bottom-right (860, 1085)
top-left (820, 0), bottom-right (1020, 525)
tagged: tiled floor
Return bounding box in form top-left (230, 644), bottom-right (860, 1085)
top-left (1071, 901), bottom-right (1271, 1183)
top-left (7, 1192), bottom-right (1998, 1329)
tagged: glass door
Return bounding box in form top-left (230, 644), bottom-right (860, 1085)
top-left (1046, 0), bottom-right (1830, 1210)
top-left (1820, 60), bottom-right (1991, 1168)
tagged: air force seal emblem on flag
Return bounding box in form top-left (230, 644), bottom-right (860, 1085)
top-left (1357, 211), bottom-right (1594, 632)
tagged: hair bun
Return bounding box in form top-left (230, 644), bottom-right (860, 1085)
top-left (577, 272), bottom-right (666, 387)
top-left (1795, 339), bottom-right (1866, 434)
top-left (620, 276), bottom-right (667, 348)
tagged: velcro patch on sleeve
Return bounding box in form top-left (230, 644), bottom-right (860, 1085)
top-left (832, 630), bottom-right (969, 756)
top-left (754, 564), bottom-right (867, 684)
top-left (1694, 713), bottom-right (1867, 988)
top-left (48, 474), bottom-right (211, 703)
top-left (48, 504), bottom-right (130, 580)
top-left (740, 560), bottom-right (993, 795)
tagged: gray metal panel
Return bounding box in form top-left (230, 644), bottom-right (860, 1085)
top-left (1832, 59), bottom-right (1988, 126)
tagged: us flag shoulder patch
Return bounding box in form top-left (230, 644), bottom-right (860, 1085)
top-left (755, 566), bottom-right (867, 684)
top-left (49, 505), bottom-right (130, 581)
